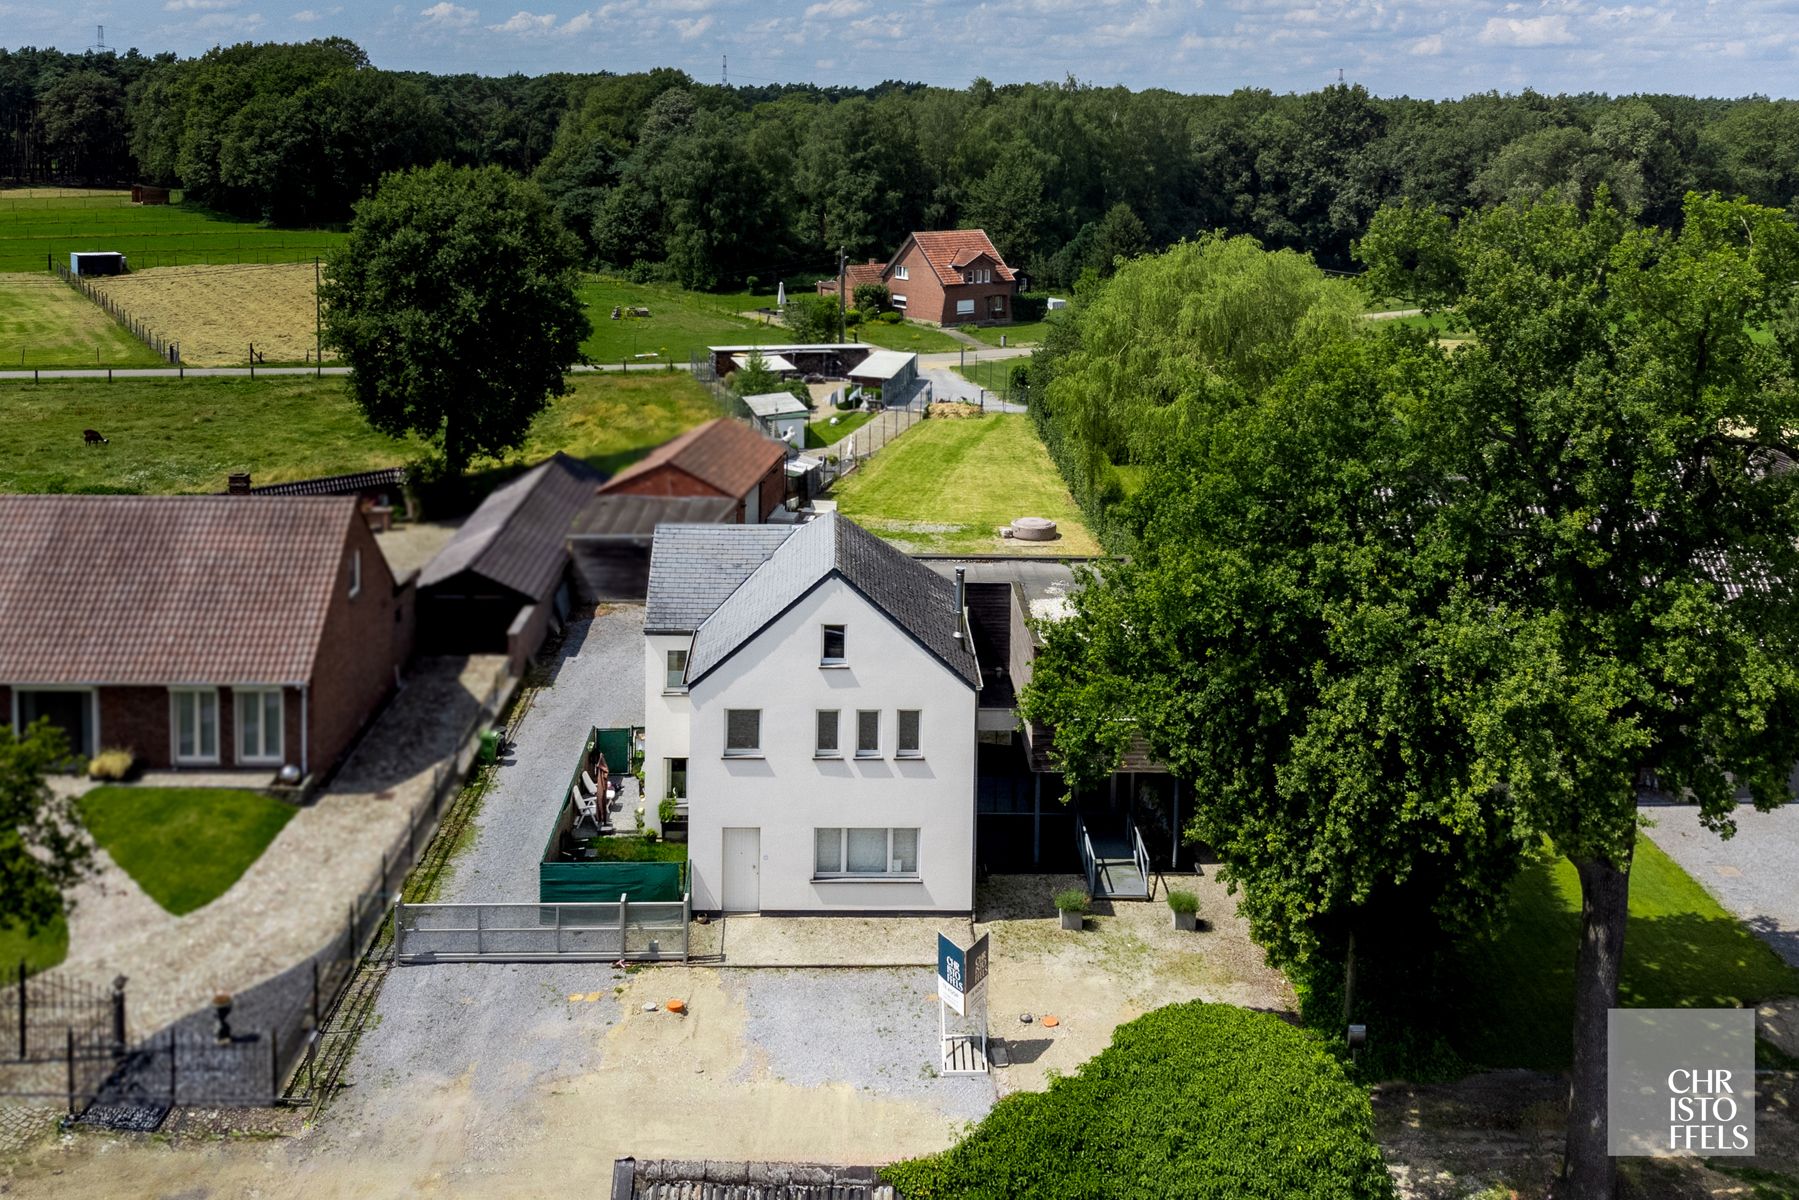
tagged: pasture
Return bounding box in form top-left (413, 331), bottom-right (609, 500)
top-left (0, 189), bottom-right (344, 274)
top-left (88, 262), bottom-right (330, 367)
top-left (0, 372), bottom-right (716, 495)
top-left (0, 273), bottom-right (162, 368)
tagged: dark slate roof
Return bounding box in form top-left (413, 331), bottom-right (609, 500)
top-left (233, 467), bottom-right (407, 497)
top-left (684, 512), bottom-right (981, 689)
top-left (645, 524), bottom-right (797, 634)
top-left (568, 494), bottom-right (740, 540)
top-left (418, 452), bottom-right (603, 600)
top-left (0, 495), bottom-right (366, 685)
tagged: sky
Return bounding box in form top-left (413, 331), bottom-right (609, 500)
top-left (9, 0), bottom-right (1799, 99)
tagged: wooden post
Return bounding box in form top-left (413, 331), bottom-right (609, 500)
top-left (314, 257), bottom-right (322, 379)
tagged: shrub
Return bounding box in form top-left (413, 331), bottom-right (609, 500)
top-left (658, 795), bottom-right (678, 825)
top-left (844, 307), bottom-right (864, 326)
top-left (878, 310), bottom-right (903, 324)
top-left (958, 323), bottom-right (979, 335)
top-left (1013, 292), bottom-right (1050, 321)
top-left (1166, 889), bottom-right (1199, 915)
top-left (882, 1002), bottom-right (1394, 1200)
top-left (1053, 887), bottom-right (1088, 913)
top-left (87, 748), bottom-right (136, 781)
top-left (853, 281), bottom-right (890, 313)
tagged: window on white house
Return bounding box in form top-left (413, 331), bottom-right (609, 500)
top-left (822, 624), bottom-right (846, 664)
top-left (171, 688), bottom-right (219, 764)
top-left (348, 549), bottom-right (362, 599)
top-left (236, 689), bottom-right (283, 764)
top-left (666, 757), bottom-right (688, 799)
top-left (816, 710), bottom-right (840, 757)
top-left (665, 648), bottom-right (688, 690)
top-left (856, 710), bottom-right (879, 757)
top-left (897, 709), bottom-right (921, 758)
top-left (891, 293), bottom-right (907, 308)
top-left (955, 298), bottom-right (975, 316)
top-left (725, 709), bottom-right (761, 756)
top-left (814, 827), bottom-right (920, 877)
top-left (895, 265), bottom-right (909, 281)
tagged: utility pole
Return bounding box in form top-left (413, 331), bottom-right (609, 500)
top-left (722, 54), bottom-right (728, 87)
top-left (837, 247), bottom-right (846, 344)
top-left (314, 257), bottom-right (322, 378)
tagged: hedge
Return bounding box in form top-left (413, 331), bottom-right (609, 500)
top-left (882, 1002), bottom-right (1394, 1200)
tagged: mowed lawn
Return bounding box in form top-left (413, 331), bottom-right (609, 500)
top-left (832, 414), bottom-right (1101, 555)
top-left (0, 273), bottom-right (163, 368)
top-left (955, 353), bottom-right (1030, 398)
top-left (853, 319), bottom-right (962, 353)
top-left (0, 190), bottom-right (343, 274)
top-left (580, 276), bottom-right (776, 364)
top-left (0, 913), bottom-right (68, 975)
top-left (0, 372), bottom-right (717, 494)
top-left (1448, 836), bottom-right (1799, 1071)
top-left (78, 787), bottom-right (297, 916)
top-left (967, 318), bottom-right (1054, 346)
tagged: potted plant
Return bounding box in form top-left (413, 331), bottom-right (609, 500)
top-left (1054, 887), bottom-right (1088, 931)
top-left (1167, 889), bottom-right (1199, 932)
top-left (658, 795), bottom-right (678, 826)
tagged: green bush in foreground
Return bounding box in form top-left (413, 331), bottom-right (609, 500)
top-left (883, 1002), bottom-right (1393, 1200)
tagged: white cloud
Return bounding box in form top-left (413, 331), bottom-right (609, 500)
top-left (1409, 33), bottom-right (1444, 55)
top-left (1478, 14), bottom-right (1576, 46)
top-left (418, 0), bottom-right (478, 27)
top-left (163, 0), bottom-right (238, 10)
top-left (291, 5), bottom-right (341, 19)
top-left (803, 0), bottom-right (868, 17)
top-left (562, 9), bottom-right (593, 31)
top-left (490, 8), bottom-right (555, 31)
top-left (672, 13), bottom-right (712, 38)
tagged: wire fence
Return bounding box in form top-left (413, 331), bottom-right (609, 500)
top-left (54, 263), bottom-right (180, 363)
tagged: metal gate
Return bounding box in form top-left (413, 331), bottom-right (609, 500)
top-left (392, 897), bottom-right (691, 964)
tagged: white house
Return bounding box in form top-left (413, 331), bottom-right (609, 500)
top-left (643, 513), bottom-right (981, 914)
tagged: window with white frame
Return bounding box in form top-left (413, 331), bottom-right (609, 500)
top-left (665, 648), bottom-right (688, 690)
top-left (894, 265), bottom-right (909, 281)
top-left (814, 827), bottom-right (919, 877)
top-left (896, 709), bottom-right (921, 758)
top-left (955, 298), bottom-right (975, 316)
top-left (725, 709), bottom-right (761, 756)
top-left (855, 709), bottom-right (879, 757)
top-left (235, 689), bottom-right (283, 764)
top-left (816, 709), bottom-right (840, 757)
top-left (348, 549), bottom-right (362, 599)
top-left (171, 688), bottom-right (219, 764)
top-left (891, 293), bottom-right (907, 308)
top-left (821, 624), bottom-right (846, 664)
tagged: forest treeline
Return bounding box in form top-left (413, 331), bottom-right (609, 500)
top-left (6, 38), bottom-right (1799, 288)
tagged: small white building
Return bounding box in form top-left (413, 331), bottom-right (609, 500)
top-left (643, 513), bottom-right (980, 914)
top-left (845, 349), bottom-right (919, 400)
top-left (742, 391), bottom-right (810, 449)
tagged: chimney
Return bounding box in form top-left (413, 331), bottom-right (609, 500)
top-left (227, 472), bottom-right (251, 495)
top-left (953, 567), bottom-right (967, 640)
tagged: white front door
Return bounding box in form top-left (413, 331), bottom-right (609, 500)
top-left (721, 827), bottom-right (761, 912)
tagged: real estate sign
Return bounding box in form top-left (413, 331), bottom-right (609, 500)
top-left (938, 932), bottom-right (990, 1017)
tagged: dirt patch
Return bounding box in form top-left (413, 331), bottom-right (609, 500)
top-left (88, 262), bottom-right (331, 367)
top-left (926, 402), bottom-right (982, 419)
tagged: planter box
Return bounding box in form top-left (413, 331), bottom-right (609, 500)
top-left (1172, 910), bottom-right (1197, 932)
top-left (1060, 909), bottom-right (1083, 931)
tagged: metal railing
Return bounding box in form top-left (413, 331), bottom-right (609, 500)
top-left (1126, 814), bottom-right (1153, 899)
top-left (1074, 813), bottom-right (1099, 898)
top-left (392, 895), bottom-right (692, 964)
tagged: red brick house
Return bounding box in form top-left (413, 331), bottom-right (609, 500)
top-left (596, 419), bottom-right (788, 524)
top-left (0, 495), bottom-right (413, 779)
top-left (816, 230), bottom-right (1019, 326)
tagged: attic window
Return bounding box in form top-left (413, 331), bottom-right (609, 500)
top-left (894, 265), bottom-right (909, 281)
top-left (822, 624), bottom-right (846, 665)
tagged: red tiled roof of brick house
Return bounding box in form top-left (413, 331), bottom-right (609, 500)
top-left (597, 418), bottom-right (789, 523)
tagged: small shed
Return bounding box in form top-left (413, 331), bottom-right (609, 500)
top-left (742, 391), bottom-right (810, 447)
top-left (846, 349), bottom-right (918, 398)
top-left (69, 252), bottom-right (126, 277)
top-left (131, 184), bottom-right (170, 205)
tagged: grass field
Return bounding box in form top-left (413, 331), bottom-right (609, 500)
top-left (89, 262), bottom-right (331, 367)
top-left (853, 319), bottom-right (962, 353)
top-left (0, 913), bottom-right (68, 976)
top-left (0, 273), bottom-right (163, 368)
top-left (968, 319), bottom-right (1053, 346)
top-left (1449, 837), bottom-right (1799, 1071)
top-left (580, 277), bottom-right (774, 365)
top-left (0, 371), bottom-right (716, 494)
top-left (78, 787), bottom-right (297, 916)
top-left (805, 408), bottom-right (876, 448)
top-left (955, 353), bottom-right (1031, 398)
top-left (832, 413), bottom-right (1101, 555)
top-left (0, 190), bottom-right (343, 275)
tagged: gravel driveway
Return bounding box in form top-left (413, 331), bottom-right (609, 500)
top-left (1644, 801), bottom-right (1799, 968)
top-left (443, 606), bottom-right (646, 904)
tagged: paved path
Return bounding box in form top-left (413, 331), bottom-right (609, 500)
top-left (43, 656), bottom-right (506, 1038)
top-left (1643, 801), bottom-right (1799, 969)
top-left (1363, 308), bottom-right (1425, 320)
top-left (442, 606), bottom-right (647, 904)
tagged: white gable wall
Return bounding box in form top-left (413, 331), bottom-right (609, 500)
top-left (685, 575), bottom-right (977, 913)
top-left (643, 632), bottom-right (695, 834)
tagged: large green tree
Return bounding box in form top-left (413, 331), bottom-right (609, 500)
top-left (1, 723), bottom-right (92, 941)
top-left (321, 163), bottom-right (590, 474)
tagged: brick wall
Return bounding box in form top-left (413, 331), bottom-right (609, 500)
top-left (886, 243), bottom-right (1015, 326)
top-left (304, 513), bottom-right (406, 779)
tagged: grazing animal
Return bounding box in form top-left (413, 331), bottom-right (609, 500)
top-left (82, 428), bottom-right (108, 446)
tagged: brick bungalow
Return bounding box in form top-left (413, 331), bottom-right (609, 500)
top-left (596, 418), bottom-right (788, 524)
top-left (816, 230), bottom-right (1019, 326)
top-left (0, 495), bottom-right (413, 779)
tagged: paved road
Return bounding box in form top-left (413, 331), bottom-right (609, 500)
top-left (1643, 800), bottom-right (1799, 968)
top-left (0, 362), bottom-right (683, 381)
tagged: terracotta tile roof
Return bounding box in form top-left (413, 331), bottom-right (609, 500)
top-left (907, 230), bottom-right (1015, 285)
top-left (418, 452), bottom-right (603, 601)
top-left (816, 261), bottom-right (887, 295)
top-left (598, 419), bottom-right (786, 501)
top-left (0, 495), bottom-right (365, 686)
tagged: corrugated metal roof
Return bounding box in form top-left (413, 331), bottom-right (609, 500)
top-left (645, 524), bottom-right (797, 634)
top-left (418, 452), bottom-right (602, 600)
top-left (742, 391), bottom-right (809, 418)
top-left (684, 512), bottom-right (980, 689)
top-left (568, 495), bottom-right (739, 540)
top-left (845, 350), bottom-right (915, 381)
top-left (0, 495), bottom-right (364, 685)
